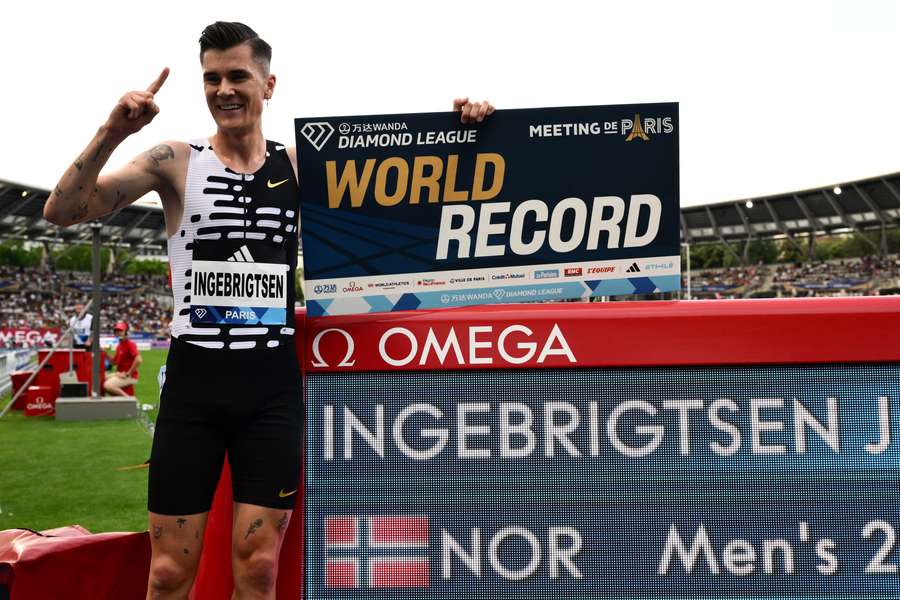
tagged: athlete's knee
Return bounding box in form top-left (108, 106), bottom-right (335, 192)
top-left (148, 555), bottom-right (195, 595)
top-left (235, 551), bottom-right (278, 593)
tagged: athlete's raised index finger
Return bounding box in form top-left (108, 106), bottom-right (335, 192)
top-left (147, 67), bottom-right (170, 94)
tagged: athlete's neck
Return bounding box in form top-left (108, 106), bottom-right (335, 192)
top-left (210, 127), bottom-right (267, 174)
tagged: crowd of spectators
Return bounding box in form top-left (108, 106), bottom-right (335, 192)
top-left (690, 266), bottom-right (765, 296)
top-left (1, 254), bottom-right (899, 344)
top-left (0, 265), bottom-right (171, 342)
top-left (770, 257), bottom-right (899, 297)
top-left (690, 254), bottom-right (900, 298)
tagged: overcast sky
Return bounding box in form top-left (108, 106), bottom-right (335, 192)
top-left (2, 0), bottom-right (898, 208)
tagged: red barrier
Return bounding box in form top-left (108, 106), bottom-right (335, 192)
top-left (0, 526), bottom-right (149, 599)
top-left (37, 349), bottom-right (97, 399)
top-left (23, 386), bottom-right (54, 417)
top-left (9, 371), bottom-right (34, 410)
top-left (306, 296), bottom-right (900, 372)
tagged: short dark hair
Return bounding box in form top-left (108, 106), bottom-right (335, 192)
top-left (199, 21), bottom-right (272, 72)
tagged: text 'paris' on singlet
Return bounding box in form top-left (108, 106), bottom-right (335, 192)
top-left (168, 138), bottom-right (299, 350)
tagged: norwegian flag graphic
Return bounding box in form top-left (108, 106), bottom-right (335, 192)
top-left (325, 515), bottom-right (430, 588)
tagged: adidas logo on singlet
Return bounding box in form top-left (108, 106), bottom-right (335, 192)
top-left (227, 245), bottom-right (255, 263)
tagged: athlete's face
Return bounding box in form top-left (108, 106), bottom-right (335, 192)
top-left (201, 43), bottom-right (275, 131)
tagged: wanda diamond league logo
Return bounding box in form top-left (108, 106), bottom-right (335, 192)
top-left (301, 122), bottom-right (335, 151)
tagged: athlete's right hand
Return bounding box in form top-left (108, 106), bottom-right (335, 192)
top-left (105, 67), bottom-right (169, 139)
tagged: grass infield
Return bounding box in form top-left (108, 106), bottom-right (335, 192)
top-left (0, 348), bottom-right (167, 533)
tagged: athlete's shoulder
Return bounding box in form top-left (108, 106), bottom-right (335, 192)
top-left (137, 140), bottom-right (190, 180)
top-left (147, 140), bottom-right (191, 161)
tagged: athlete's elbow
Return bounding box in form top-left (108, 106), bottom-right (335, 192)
top-left (44, 197), bottom-right (83, 227)
top-left (43, 201), bottom-right (70, 227)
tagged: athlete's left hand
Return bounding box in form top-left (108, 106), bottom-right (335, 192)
top-left (453, 98), bottom-right (495, 124)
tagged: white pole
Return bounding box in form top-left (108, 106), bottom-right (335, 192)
top-left (683, 242), bottom-right (692, 300)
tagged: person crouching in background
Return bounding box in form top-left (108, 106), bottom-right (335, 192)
top-left (104, 321), bottom-right (141, 397)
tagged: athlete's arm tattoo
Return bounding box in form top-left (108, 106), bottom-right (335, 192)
top-left (245, 518), bottom-right (263, 539)
top-left (183, 548), bottom-right (190, 554)
top-left (176, 518), bottom-right (186, 528)
top-left (277, 512), bottom-right (289, 533)
top-left (69, 184), bottom-right (99, 222)
top-left (148, 144), bottom-right (175, 168)
top-left (74, 155), bottom-right (84, 171)
top-left (153, 525), bottom-right (162, 539)
top-left (71, 198), bottom-right (89, 222)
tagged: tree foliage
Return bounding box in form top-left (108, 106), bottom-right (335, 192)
top-left (123, 259), bottom-right (169, 277)
top-left (690, 227), bottom-right (900, 267)
top-left (52, 245), bottom-right (111, 272)
top-left (0, 241), bottom-right (42, 268)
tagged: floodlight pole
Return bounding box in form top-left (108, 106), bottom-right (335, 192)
top-left (682, 242), bottom-right (692, 300)
top-left (91, 222), bottom-right (102, 398)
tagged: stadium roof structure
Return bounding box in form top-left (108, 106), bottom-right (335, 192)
top-left (0, 179), bottom-right (168, 252)
top-left (681, 171), bottom-right (900, 256)
top-left (3, 169), bottom-right (900, 256)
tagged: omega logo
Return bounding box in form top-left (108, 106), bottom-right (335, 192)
top-left (311, 328), bottom-right (356, 368)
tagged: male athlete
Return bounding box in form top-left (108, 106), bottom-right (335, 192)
top-left (43, 21), bottom-right (494, 600)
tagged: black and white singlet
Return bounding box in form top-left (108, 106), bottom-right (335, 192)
top-left (168, 138), bottom-right (299, 350)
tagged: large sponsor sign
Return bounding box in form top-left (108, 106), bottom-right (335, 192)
top-left (302, 299), bottom-right (900, 599)
top-left (296, 104), bottom-right (680, 316)
top-left (0, 327), bottom-right (60, 348)
top-left (305, 363), bottom-right (900, 599)
top-left (309, 321), bottom-right (574, 371)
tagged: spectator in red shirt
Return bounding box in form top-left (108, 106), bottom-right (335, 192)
top-left (104, 321), bottom-right (142, 397)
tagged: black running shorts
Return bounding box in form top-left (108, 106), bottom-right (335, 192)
top-left (148, 338), bottom-right (303, 515)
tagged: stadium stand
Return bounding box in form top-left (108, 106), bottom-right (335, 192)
top-left (0, 265), bottom-right (171, 346)
top-left (1, 171), bottom-right (900, 327)
top-left (688, 254), bottom-right (900, 299)
top-left (0, 180), bottom-right (166, 251)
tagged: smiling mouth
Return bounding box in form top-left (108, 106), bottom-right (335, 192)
top-left (217, 103), bottom-right (244, 112)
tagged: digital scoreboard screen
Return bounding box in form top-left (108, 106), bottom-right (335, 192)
top-left (305, 363), bottom-right (900, 599)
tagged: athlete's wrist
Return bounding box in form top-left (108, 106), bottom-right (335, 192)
top-left (98, 122), bottom-right (128, 147)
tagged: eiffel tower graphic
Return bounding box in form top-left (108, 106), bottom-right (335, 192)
top-left (625, 113), bottom-right (650, 142)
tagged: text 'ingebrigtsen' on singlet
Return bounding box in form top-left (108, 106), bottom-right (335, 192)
top-left (191, 260), bottom-right (289, 307)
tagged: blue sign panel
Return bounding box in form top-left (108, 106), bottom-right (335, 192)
top-left (305, 364), bottom-right (900, 598)
top-left (295, 104), bottom-right (680, 315)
